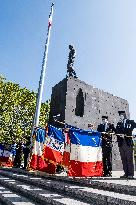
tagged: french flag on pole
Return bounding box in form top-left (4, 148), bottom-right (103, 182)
top-left (43, 124), bottom-right (64, 174)
top-left (48, 14), bottom-right (52, 28)
top-left (48, 3), bottom-right (54, 28)
top-left (66, 128), bottom-right (103, 177)
top-left (29, 128), bottom-right (47, 171)
top-left (63, 131), bottom-right (71, 168)
top-left (29, 125), bottom-right (64, 173)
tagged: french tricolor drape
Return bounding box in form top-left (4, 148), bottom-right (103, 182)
top-left (63, 128), bottom-right (103, 177)
top-left (0, 144), bottom-right (13, 167)
top-left (29, 125), bottom-right (103, 177)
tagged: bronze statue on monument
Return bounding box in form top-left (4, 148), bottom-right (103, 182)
top-left (67, 45), bottom-right (78, 78)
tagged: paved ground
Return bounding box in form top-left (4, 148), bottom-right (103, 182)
top-left (112, 171), bottom-right (136, 178)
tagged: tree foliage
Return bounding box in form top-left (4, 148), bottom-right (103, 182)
top-left (0, 75), bottom-right (50, 144)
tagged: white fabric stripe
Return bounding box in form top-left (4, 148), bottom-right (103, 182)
top-left (32, 141), bottom-right (44, 156)
top-left (0, 149), bottom-right (12, 158)
top-left (64, 144), bottom-right (70, 152)
top-left (70, 144), bottom-right (102, 162)
top-left (0, 149), bottom-right (3, 156)
top-left (3, 150), bottom-right (11, 157)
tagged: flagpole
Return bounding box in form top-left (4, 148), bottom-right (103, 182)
top-left (33, 3), bottom-right (54, 128)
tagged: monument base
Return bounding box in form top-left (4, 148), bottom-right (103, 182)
top-left (112, 135), bottom-right (123, 171)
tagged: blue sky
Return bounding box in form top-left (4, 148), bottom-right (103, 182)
top-left (0, 0), bottom-right (136, 121)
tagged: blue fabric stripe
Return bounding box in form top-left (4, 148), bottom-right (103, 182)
top-left (48, 124), bottom-right (65, 142)
top-left (35, 128), bottom-right (46, 143)
top-left (0, 144), bottom-right (4, 150)
top-left (34, 125), bottom-right (101, 146)
top-left (69, 129), bottom-right (102, 147)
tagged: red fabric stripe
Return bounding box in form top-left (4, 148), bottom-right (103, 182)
top-left (0, 157), bottom-right (13, 167)
top-left (63, 151), bottom-right (70, 167)
top-left (43, 146), bottom-right (63, 164)
top-left (48, 21), bottom-right (51, 27)
top-left (29, 154), bottom-right (37, 170)
top-left (43, 146), bottom-right (63, 174)
top-left (0, 156), bottom-right (9, 162)
top-left (44, 162), bottom-right (56, 174)
top-left (68, 161), bottom-right (103, 177)
top-left (63, 132), bottom-right (71, 167)
top-left (30, 154), bottom-right (56, 174)
top-left (29, 155), bottom-right (48, 171)
top-left (65, 133), bottom-right (70, 144)
top-left (30, 145), bottom-right (63, 174)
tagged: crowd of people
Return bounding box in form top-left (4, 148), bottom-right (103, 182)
top-left (11, 137), bottom-right (31, 170)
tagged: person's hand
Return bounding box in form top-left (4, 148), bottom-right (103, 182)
top-left (64, 128), bottom-right (70, 132)
top-left (101, 132), bottom-right (106, 134)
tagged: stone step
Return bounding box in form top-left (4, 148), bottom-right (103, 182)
top-left (0, 178), bottom-right (38, 205)
top-left (0, 169), bottom-right (136, 205)
top-left (0, 174), bottom-right (90, 205)
top-left (2, 168), bottom-right (136, 196)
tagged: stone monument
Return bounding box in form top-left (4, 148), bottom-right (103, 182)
top-left (49, 77), bottom-right (129, 130)
top-left (49, 46), bottom-right (130, 171)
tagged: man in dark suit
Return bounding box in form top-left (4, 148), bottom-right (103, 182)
top-left (23, 137), bottom-right (31, 169)
top-left (13, 141), bottom-right (23, 168)
top-left (97, 116), bottom-right (115, 177)
top-left (116, 111), bottom-right (136, 179)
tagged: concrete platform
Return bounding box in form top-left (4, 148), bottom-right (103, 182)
top-left (112, 171), bottom-right (136, 178)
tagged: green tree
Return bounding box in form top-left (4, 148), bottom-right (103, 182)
top-left (0, 75), bottom-right (50, 144)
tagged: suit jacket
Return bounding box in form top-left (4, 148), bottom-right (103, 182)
top-left (97, 123), bottom-right (115, 147)
top-left (116, 119), bottom-right (136, 147)
top-left (97, 123), bottom-right (115, 133)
